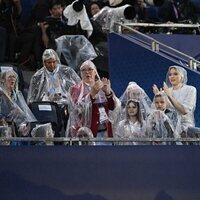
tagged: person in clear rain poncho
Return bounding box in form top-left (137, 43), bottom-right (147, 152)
top-left (115, 99), bottom-right (147, 145)
top-left (153, 65), bottom-right (196, 138)
top-left (1, 70), bottom-right (36, 123)
top-left (55, 35), bottom-right (97, 72)
top-left (27, 49), bottom-right (81, 136)
top-left (0, 87), bottom-right (29, 138)
top-left (27, 49), bottom-right (81, 104)
top-left (119, 82), bottom-right (152, 121)
top-left (68, 60), bottom-right (120, 144)
top-left (146, 92), bottom-right (181, 145)
top-left (0, 70), bottom-right (36, 137)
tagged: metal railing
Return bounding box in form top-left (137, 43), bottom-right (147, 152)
top-left (114, 22), bottom-right (200, 71)
top-left (0, 137), bottom-right (200, 145)
top-left (120, 22), bottom-right (200, 29)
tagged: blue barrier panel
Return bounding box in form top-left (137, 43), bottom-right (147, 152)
top-left (108, 32), bottom-right (200, 126)
top-left (0, 146), bottom-right (200, 200)
top-left (150, 34), bottom-right (200, 60)
top-left (108, 33), bottom-right (176, 98)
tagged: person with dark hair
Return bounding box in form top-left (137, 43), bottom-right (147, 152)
top-left (115, 99), bottom-right (146, 145)
top-left (41, 0), bottom-right (88, 50)
top-left (119, 82), bottom-right (152, 121)
top-left (40, 0), bottom-right (66, 49)
top-left (87, 1), bottom-right (102, 17)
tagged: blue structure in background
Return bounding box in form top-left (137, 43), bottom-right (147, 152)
top-left (150, 34), bottom-right (200, 61)
top-left (108, 32), bottom-right (200, 127)
top-left (0, 146), bottom-right (200, 200)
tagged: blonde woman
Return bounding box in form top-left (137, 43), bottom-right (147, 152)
top-left (153, 66), bottom-right (196, 137)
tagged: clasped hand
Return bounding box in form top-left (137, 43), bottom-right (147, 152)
top-left (91, 78), bottom-right (111, 98)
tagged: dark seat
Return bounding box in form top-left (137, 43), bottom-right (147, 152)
top-left (29, 101), bottom-right (63, 137)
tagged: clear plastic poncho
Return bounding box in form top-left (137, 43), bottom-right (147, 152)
top-left (165, 66), bottom-right (196, 133)
top-left (92, 5), bottom-right (133, 32)
top-left (1, 70), bottom-right (36, 122)
top-left (115, 99), bottom-right (147, 145)
top-left (119, 82), bottom-right (152, 121)
top-left (31, 123), bottom-right (54, 145)
top-left (68, 60), bottom-right (120, 137)
top-left (0, 126), bottom-right (12, 145)
top-left (27, 49), bottom-right (81, 104)
top-left (0, 87), bottom-right (27, 127)
top-left (56, 35), bottom-right (97, 71)
top-left (0, 114), bottom-right (12, 145)
top-left (146, 92), bottom-right (181, 144)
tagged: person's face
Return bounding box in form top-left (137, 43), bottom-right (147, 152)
top-left (81, 65), bottom-right (96, 84)
top-left (49, 4), bottom-right (63, 18)
top-left (168, 68), bottom-right (182, 87)
top-left (154, 96), bottom-right (167, 111)
top-left (127, 102), bottom-right (138, 118)
top-left (90, 3), bottom-right (100, 16)
top-left (45, 58), bottom-right (57, 72)
top-left (6, 74), bottom-right (17, 90)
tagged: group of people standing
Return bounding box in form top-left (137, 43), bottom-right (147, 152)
top-left (116, 66), bottom-right (196, 145)
top-left (0, 48), bottom-right (198, 145)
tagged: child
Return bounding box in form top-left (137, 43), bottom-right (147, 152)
top-left (116, 99), bottom-right (146, 145)
top-left (147, 92), bottom-right (180, 144)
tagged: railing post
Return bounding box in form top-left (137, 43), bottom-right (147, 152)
top-left (151, 41), bottom-right (159, 52)
top-left (189, 59), bottom-right (197, 70)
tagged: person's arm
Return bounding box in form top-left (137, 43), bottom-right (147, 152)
top-left (101, 77), bottom-right (115, 110)
top-left (40, 22), bottom-right (49, 48)
top-left (163, 82), bottom-right (187, 115)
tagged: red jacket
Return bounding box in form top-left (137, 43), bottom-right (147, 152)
top-left (70, 82), bottom-right (115, 137)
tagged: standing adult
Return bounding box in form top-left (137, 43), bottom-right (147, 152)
top-left (153, 65), bottom-right (197, 137)
top-left (69, 60), bottom-right (119, 143)
top-left (27, 49), bottom-right (81, 136)
top-left (27, 48), bottom-right (80, 104)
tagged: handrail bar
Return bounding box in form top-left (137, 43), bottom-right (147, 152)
top-left (0, 137), bottom-right (200, 143)
top-left (114, 22), bottom-right (200, 70)
top-left (122, 22), bottom-right (200, 28)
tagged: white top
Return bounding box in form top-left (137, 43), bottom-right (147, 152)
top-left (169, 84), bottom-right (196, 131)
